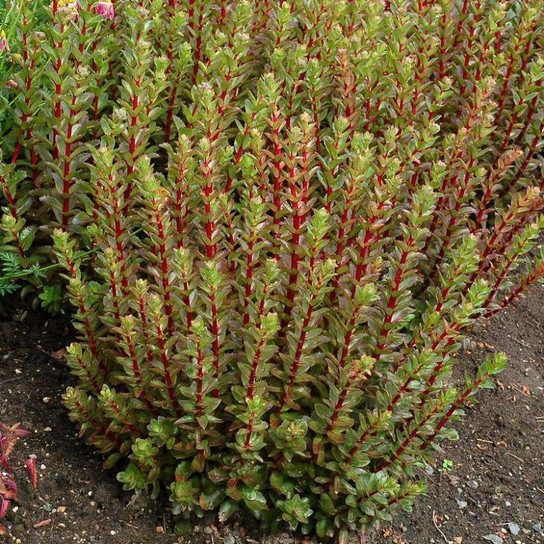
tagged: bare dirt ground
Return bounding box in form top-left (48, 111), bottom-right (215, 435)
top-left (0, 287), bottom-right (542, 544)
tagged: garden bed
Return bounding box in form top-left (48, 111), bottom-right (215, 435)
top-left (0, 286), bottom-right (543, 544)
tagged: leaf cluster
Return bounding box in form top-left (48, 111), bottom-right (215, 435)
top-left (0, 423), bottom-right (38, 536)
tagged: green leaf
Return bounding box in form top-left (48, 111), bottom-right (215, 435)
top-left (242, 489), bottom-right (268, 512)
top-left (218, 499), bottom-right (239, 522)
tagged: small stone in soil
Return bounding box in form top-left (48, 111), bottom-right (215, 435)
top-left (533, 523), bottom-right (542, 533)
top-left (456, 499), bottom-right (468, 508)
top-left (507, 523), bottom-right (520, 536)
top-left (483, 535), bottom-right (504, 544)
top-left (467, 480), bottom-right (479, 489)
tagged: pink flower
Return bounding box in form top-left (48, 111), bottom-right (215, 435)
top-left (96, 0), bottom-right (114, 20)
top-left (0, 32), bottom-right (9, 54)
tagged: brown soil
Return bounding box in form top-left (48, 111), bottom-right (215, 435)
top-left (0, 288), bottom-right (542, 544)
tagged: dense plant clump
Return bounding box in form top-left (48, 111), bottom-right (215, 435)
top-left (1, 0), bottom-right (544, 539)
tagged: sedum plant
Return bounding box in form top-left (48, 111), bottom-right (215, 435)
top-left (3, 0), bottom-right (544, 540)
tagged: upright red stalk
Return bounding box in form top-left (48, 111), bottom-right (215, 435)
top-left (504, 119), bottom-right (544, 196)
top-left (11, 27), bottom-right (39, 181)
top-left (156, 324), bottom-right (181, 417)
top-left (73, 401), bottom-right (122, 448)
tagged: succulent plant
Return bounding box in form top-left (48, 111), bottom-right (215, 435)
top-left (1, 0), bottom-right (543, 540)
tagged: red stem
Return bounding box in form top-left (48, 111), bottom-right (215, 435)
top-left (156, 325), bottom-right (181, 417)
top-left (74, 401), bottom-right (122, 448)
top-left (122, 332), bottom-right (158, 416)
top-left (374, 239), bottom-right (414, 356)
top-left (210, 293), bottom-right (221, 398)
top-left (276, 244), bottom-right (321, 413)
top-left (75, 354), bottom-right (101, 394)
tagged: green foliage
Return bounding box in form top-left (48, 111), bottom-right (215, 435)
top-left (3, 0), bottom-right (544, 538)
top-left (438, 459), bottom-right (454, 473)
top-left (0, 252), bottom-right (24, 296)
top-left (0, 249), bottom-right (50, 314)
top-left (0, 1), bottom-right (49, 134)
